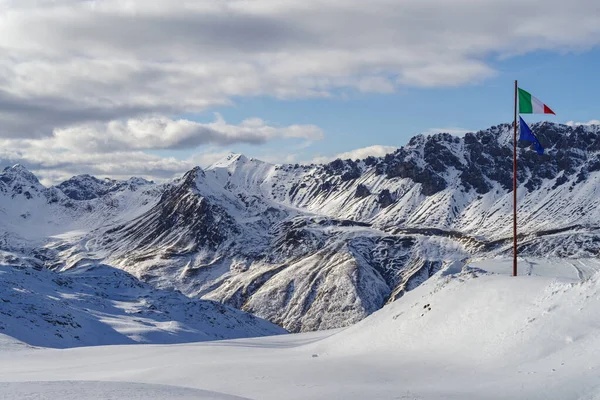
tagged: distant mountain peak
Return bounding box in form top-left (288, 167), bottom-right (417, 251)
top-left (208, 153), bottom-right (249, 169)
top-left (178, 166), bottom-right (206, 187)
top-left (3, 163), bottom-right (38, 178)
top-left (0, 164), bottom-right (43, 189)
top-left (6, 163), bottom-right (26, 171)
top-left (126, 176), bottom-right (154, 185)
top-left (229, 153), bottom-right (249, 163)
top-left (55, 173), bottom-right (154, 201)
top-left (207, 153), bottom-right (273, 172)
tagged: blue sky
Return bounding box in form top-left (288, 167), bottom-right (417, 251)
top-left (1, 0), bottom-right (599, 183)
top-left (175, 49), bottom-right (599, 164)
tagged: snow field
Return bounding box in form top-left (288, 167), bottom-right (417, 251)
top-left (1, 258), bottom-right (599, 399)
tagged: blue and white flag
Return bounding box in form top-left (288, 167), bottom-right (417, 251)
top-left (519, 117), bottom-right (544, 155)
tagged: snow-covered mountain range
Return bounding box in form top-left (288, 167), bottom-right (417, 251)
top-left (2, 121), bottom-right (600, 334)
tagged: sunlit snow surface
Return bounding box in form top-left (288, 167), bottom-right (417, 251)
top-left (0, 263), bottom-right (285, 348)
top-left (2, 258), bottom-right (600, 400)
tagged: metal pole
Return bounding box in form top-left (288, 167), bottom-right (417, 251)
top-left (513, 80), bottom-right (518, 277)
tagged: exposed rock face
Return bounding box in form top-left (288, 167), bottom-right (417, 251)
top-left (57, 175), bottom-right (153, 201)
top-left (0, 164), bottom-right (45, 198)
top-left (377, 189), bottom-right (395, 207)
top-left (354, 184), bottom-right (371, 199)
top-left (104, 168), bottom-right (240, 259)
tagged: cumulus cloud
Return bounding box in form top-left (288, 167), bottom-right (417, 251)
top-left (311, 145), bottom-right (398, 164)
top-left (0, 0), bottom-right (599, 138)
top-left (0, 113), bottom-right (322, 184)
top-left (51, 114), bottom-right (323, 152)
top-left (0, 136), bottom-right (195, 183)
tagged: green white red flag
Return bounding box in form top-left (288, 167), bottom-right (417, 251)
top-left (518, 88), bottom-right (555, 115)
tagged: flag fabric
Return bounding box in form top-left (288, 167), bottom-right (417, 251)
top-left (519, 116), bottom-right (544, 155)
top-left (518, 88), bottom-right (555, 115)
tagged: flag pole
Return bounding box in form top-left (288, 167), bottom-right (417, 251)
top-left (513, 80), bottom-right (518, 277)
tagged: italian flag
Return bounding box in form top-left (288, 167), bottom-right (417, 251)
top-left (518, 88), bottom-right (555, 114)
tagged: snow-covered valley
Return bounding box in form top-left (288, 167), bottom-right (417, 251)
top-left (0, 262), bottom-right (284, 348)
top-left (1, 258), bottom-right (599, 400)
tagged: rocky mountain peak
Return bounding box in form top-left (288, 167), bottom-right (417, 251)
top-left (208, 153), bottom-right (250, 170)
top-left (55, 174), bottom-right (154, 200)
top-left (0, 164), bottom-right (45, 198)
top-left (1, 164), bottom-right (41, 185)
top-left (177, 166), bottom-right (205, 189)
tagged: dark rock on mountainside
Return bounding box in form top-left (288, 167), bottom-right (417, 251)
top-left (103, 167), bottom-right (238, 257)
top-left (377, 189), bottom-right (395, 207)
top-left (365, 122), bottom-right (599, 197)
top-left (355, 184), bottom-right (371, 198)
top-left (0, 164), bottom-right (45, 198)
top-left (57, 174), bottom-right (153, 200)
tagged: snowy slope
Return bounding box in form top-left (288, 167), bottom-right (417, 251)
top-left (0, 165), bottom-right (285, 347)
top-left (0, 256), bottom-right (284, 348)
top-left (0, 164), bottom-right (163, 247)
top-left (1, 258), bottom-right (599, 400)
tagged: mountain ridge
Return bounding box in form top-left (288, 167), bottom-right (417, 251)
top-left (2, 121), bottom-right (600, 333)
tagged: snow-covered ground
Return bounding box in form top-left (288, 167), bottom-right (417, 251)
top-left (2, 257), bottom-right (599, 399)
top-left (0, 261), bottom-right (285, 348)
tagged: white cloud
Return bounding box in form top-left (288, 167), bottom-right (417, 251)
top-left (0, 143), bottom-right (194, 185)
top-left (0, 0), bottom-right (599, 138)
top-left (0, 113), bottom-right (323, 184)
top-left (259, 153), bottom-right (299, 165)
top-left (51, 114), bottom-right (323, 152)
top-left (565, 120), bottom-right (600, 127)
top-left (335, 145), bottom-right (399, 160)
top-left (397, 61), bottom-right (495, 87)
top-left (310, 145), bottom-right (398, 164)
